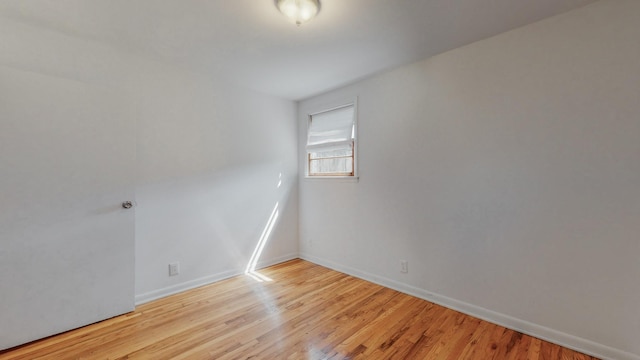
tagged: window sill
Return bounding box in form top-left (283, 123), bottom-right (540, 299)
top-left (304, 176), bottom-right (359, 183)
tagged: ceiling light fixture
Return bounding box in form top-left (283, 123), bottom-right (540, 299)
top-left (276, 0), bottom-right (320, 26)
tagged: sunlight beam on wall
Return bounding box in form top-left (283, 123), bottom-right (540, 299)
top-left (245, 202), bottom-right (279, 277)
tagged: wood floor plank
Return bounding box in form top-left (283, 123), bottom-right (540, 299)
top-left (0, 259), bottom-right (600, 360)
top-left (529, 338), bottom-right (544, 360)
top-left (455, 318), bottom-right (491, 358)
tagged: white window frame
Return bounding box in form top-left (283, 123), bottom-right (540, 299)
top-left (305, 98), bottom-right (359, 181)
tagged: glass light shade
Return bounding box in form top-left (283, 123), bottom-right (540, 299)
top-left (276, 0), bottom-right (320, 25)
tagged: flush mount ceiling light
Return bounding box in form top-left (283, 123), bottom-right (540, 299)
top-left (276, 0), bottom-right (320, 26)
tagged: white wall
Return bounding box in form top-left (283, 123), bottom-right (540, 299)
top-left (298, 1), bottom-right (640, 359)
top-left (0, 13), bottom-right (298, 312)
top-left (132, 58), bottom-right (299, 302)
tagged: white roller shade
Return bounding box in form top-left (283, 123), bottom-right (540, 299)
top-left (307, 105), bottom-right (355, 152)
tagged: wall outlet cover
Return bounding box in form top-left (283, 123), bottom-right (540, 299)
top-left (169, 262), bottom-right (180, 276)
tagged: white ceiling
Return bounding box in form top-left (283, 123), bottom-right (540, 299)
top-left (0, 0), bottom-right (596, 100)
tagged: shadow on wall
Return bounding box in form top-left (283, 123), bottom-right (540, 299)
top-left (135, 162), bottom-right (297, 295)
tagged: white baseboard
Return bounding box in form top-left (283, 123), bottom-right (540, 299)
top-left (135, 253), bottom-right (298, 305)
top-left (300, 253), bottom-right (639, 360)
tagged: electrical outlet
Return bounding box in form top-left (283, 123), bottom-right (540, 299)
top-left (169, 262), bottom-right (180, 276)
top-left (400, 260), bottom-right (409, 274)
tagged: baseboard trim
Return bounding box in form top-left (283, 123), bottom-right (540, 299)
top-left (135, 253), bottom-right (298, 305)
top-left (299, 253), bottom-right (639, 360)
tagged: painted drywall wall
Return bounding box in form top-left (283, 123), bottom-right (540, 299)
top-left (298, 1), bottom-right (640, 359)
top-left (132, 60), bottom-right (299, 302)
top-left (1, 12), bottom-right (298, 323)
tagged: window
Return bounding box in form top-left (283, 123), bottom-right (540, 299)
top-left (306, 103), bottom-right (357, 177)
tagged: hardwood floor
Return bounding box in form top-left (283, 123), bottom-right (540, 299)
top-left (0, 259), bottom-right (598, 360)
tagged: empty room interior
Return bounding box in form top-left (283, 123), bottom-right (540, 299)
top-left (0, 0), bottom-right (639, 359)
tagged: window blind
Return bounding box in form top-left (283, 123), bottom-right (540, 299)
top-left (306, 105), bottom-right (355, 152)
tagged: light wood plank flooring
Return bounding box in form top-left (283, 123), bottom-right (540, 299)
top-left (0, 259), bottom-right (598, 359)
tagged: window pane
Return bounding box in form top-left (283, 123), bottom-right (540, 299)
top-left (309, 147), bottom-right (352, 160)
top-left (309, 157), bottom-right (353, 175)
